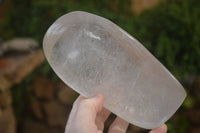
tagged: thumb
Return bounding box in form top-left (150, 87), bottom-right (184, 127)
top-left (75, 94), bottom-right (104, 123)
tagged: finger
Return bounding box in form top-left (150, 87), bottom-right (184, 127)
top-left (97, 108), bottom-right (111, 122)
top-left (108, 117), bottom-right (129, 133)
top-left (95, 108), bottom-right (111, 130)
top-left (67, 95), bottom-right (86, 122)
top-left (72, 95), bottom-right (86, 111)
top-left (66, 95), bottom-right (86, 131)
top-left (149, 124), bottom-right (167, 133)
top-left (75, 94), bottom-right (104, 124)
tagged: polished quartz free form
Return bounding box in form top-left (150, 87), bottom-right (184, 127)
top-left (43, 11), bottom-right (186, 129)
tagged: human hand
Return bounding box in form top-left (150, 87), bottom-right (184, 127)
top-left (65, 95), bottom-right (167, 133)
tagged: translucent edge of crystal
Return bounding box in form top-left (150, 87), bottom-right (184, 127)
top-left (42, 11), bottom-right (187, 129)
top-left (43, 59), bottom-right (187, 129)
top-left (125, 90), bottom-right (187, 129)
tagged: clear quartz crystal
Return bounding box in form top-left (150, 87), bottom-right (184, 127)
top-left (43, 11), bottom-right (186, 129)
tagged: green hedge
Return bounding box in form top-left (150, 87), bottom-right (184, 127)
top-left (132, 0), bottom-right (200, 76)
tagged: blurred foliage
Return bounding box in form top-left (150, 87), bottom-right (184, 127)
top-left (167, 114), bottom-right (189, 133)
top-left (1, 0), bottom-right (200, 132)
top-left (0, 0), bottom-right (132, 41)
top-left (182, 94), bottom-right (195, 109)
top-left (132, 0), bottom-right (200, 77)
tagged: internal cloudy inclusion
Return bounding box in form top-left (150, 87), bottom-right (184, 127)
top-left (43, 11), bottom-right (186, 129)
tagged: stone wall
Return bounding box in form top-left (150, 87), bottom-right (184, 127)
top-left (0, 38), bottom-right (44, 133)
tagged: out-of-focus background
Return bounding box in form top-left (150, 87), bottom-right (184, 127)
top-left (0, 0), bottom-right (199, 133)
